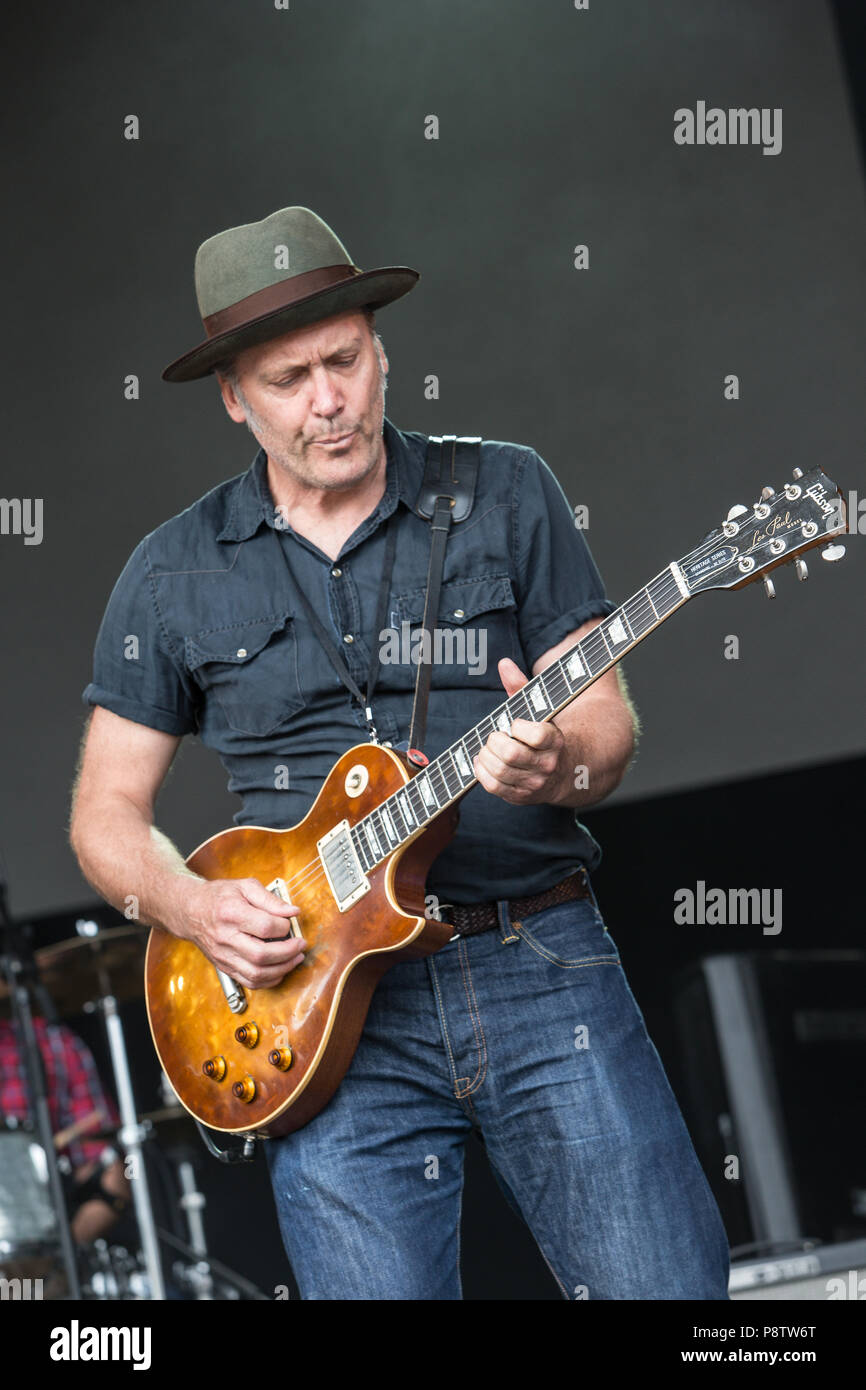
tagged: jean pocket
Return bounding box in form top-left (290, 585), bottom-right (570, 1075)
top-left (514, 898), bottom-right (621, 969)
top-left (185, 612), bottom-right (305, 735)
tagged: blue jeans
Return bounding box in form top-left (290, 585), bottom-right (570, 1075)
top-left (265, 878), bottom-right (731, 1300)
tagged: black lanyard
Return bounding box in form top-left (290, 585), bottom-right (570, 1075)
top-left (270, 514), bottom-right (398, 744)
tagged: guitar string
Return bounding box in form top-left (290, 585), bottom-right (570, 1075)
top-left (268, 546), bottom-right (743, 905)
top-left (273, 586), bottom-right (668, 898)
top-left (247, 516), bottom-right (804, 907)
top-left (255, 568), bottom-right (689, 903)
top-left (263, 544), bottom-right (749, 902)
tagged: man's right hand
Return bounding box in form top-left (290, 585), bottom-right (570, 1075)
top-left (172, 877), bottom-right (307, 990)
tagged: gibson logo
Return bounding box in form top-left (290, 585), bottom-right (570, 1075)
top-left (805, 481), bottom-right (836, 517)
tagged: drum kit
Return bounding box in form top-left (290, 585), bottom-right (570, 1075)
top-left (0, 914), bottom-right (267, 1301)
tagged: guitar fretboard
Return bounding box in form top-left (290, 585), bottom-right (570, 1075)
top-left (349, 563), bottom-right (690, 874)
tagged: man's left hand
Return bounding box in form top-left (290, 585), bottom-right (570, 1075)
top-left (472, 658), bottom-right (571, 806)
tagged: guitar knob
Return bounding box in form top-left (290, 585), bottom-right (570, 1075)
top-left (794, 557), bottom-right (808, 581)
top-left (762, 575), bottom-right (776, 599)
top-left (821, 544), bottom-right (846, 562)
top-left (760, 486), bottom-right (776, 500)
top-left (202, 1056), bottom-right (226, 1081)
top-left (232, 1076), bottom-right (257, 1103)
top-left (726, 504), bottom-right (748, 521)
top-left (268, 1047), bottom-right (294, 1072)
top-left (235, 1022), bottom-right (259, 1048)
top-left (792, 467), bottom-right (804, 478)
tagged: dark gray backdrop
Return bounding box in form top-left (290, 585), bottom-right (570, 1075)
top-left (1, 0), bottom-right (863, 916)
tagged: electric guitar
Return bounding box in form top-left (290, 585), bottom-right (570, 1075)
top-left (145, 467), bottom-right (847, 1137)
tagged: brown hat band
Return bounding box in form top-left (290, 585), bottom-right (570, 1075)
top-left (202, 263), bottom-right (364, 338)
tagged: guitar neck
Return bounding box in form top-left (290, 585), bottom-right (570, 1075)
top-left (349, 561), bottom-right (692, 873)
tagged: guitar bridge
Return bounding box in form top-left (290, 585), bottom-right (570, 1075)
top-left (317, 820), bottom-right (370, 912)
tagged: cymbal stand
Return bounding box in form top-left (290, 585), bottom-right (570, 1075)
top-left (176, 1154), bottom-right (214, 1299)
top-left (98, 993), bottom-right (166, 1299)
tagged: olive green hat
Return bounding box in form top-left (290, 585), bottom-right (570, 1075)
top-left (162, 205), bottom-right (419, 383)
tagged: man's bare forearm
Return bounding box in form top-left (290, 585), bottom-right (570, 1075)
top-left (70, 795), bottom-right (203, 939)
top-left (548, 693), bottom-right (637, 809)
top-left (69, 710), bottom-right (304, 987)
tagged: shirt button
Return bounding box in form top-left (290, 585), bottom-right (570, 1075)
top-left (331, 567), bottom-right (342, 578)
top-left (453, 609), bottom-right (465, 619)
top-left (343, 633), bottom-right (354, 644)
top-left (236, 648), bottom-right (247, 658)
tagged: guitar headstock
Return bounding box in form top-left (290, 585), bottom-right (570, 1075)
top-left (679, 467), bottom-right (847, 597)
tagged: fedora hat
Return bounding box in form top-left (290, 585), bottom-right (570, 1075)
top-left (162, 206), bottom-right (419, 383)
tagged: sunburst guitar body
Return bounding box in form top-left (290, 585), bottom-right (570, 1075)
top-left (145, 744), bottom-right (458, 1138)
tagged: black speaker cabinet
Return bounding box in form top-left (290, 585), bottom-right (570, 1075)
top-left (672, 951), bottom-right (866, 1251)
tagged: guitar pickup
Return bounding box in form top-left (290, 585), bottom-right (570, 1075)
top-left (317, 821), bottom-right (370, 912)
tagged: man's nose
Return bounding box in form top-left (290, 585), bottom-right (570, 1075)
top-left (309, 367), bottom-right (343, 416)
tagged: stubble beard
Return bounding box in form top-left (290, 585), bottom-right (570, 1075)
top-left (235, 348), bottom-right (388, 494)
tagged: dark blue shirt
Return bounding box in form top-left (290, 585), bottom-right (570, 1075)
top-left (82, 417), bottom-right (616, 902)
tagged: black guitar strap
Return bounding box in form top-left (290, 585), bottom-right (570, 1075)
top-left (408, 434), bottom-right (481, 759)
top-left (270, 432), bottom-right (480, 757)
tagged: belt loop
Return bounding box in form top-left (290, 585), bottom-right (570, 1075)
top-left (497, 897), bottom-right (519, 945)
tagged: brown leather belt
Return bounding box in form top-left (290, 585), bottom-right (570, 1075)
top-left (441, 869), bottom-right (591, 939)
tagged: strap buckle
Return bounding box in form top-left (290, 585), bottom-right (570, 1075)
top-left (435, 901), bottom-right (460, 942)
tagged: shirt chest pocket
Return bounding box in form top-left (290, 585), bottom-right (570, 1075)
top-left (391, 574), bottom-right (518, 680)
top-left (185, 613), bottom-right (305, 736)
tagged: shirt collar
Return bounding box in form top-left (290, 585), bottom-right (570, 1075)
top-left (216, 416), bottom-right (416, 544)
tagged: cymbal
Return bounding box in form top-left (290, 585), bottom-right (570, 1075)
top-left (139, 1105), bottom-right (197, 1148)
top-left (0, 925), bottom-right (149, 1018)
top-left (91, 1105), bottom-right (195, 1149)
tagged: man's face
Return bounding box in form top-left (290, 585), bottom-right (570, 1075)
top-left (217, 310), bottom-right (388, 494)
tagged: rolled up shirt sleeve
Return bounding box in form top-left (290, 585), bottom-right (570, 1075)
top-left (82, 537), bottom-right (198, 735)
top-left (512, 448), bottom-right (617, 671)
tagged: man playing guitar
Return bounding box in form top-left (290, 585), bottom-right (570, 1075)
top-left (70, 206), bottom-right (730, 1300)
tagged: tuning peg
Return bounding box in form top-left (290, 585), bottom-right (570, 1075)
top-left (792, 467), bottom-right (803, 479)
top-left (793, 557), bottom-right (808, 581)
top-left (821, 544), bottom-right (846, 562)
top-left (761, 486), bottom-right (776, 500)
top-left (726, 504), bottom-right (748, 521)
top-left (763, 574), bottom-right (776, 599)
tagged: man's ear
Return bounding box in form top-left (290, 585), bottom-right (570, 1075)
top-left (215, 370), bottom-right (247, 424)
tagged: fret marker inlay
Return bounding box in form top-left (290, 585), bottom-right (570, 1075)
top-left (347, 561), bottom-right (702, 878)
